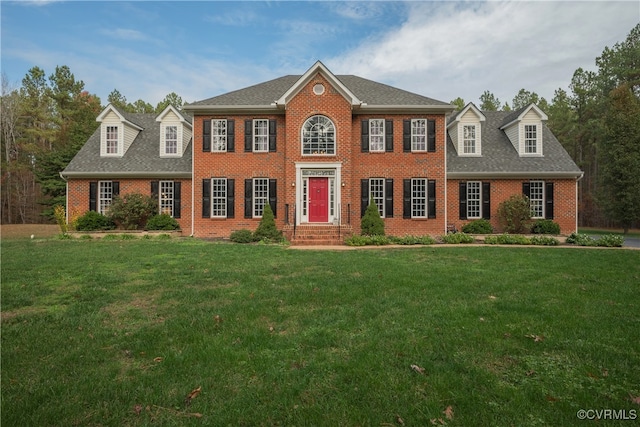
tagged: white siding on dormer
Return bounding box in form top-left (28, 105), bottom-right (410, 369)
top-left (519, 110), bottom-right (543, 156)
top-left (160, 120), bottom-right (183, 157)
top-left (504, 123), bottom-right (519, 152)
top-left (449, 125), bottom-right (459, 154)
top-left (457, 110), bottom-right (482, 156)
top-left (123, 123), bottom-right (140, 154)
top-left (182, 125), bottom-right (191, 155)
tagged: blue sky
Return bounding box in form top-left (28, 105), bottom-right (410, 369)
top-left (2, 1), bottom-right (639, 107)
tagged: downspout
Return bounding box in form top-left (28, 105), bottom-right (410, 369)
top-left (443, 120), bottom-right (448, 235)
top-left (191, 135), bottom-right (195, 237)
top-left (59, 172), bottom-right (69, 224)
top-left (575, 173), bottom-right (584, 233)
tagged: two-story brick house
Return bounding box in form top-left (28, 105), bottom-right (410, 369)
top-left (62, 61), bottom-right (582, 242)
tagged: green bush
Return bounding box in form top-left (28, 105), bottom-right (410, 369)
top-left (101, 234), bottom-right (119, 241)
top-left (441, 232), bottom-right (474, 244)
top-left (388, 235), bottom-right (436, 245)
top-left (530, 219), bottom-right (561, 235)
top-left (146, 214), bottom-right (180, 231)
top-left (344, 235), bottom-right (369, 246)
top-left (230, 229), bottom-right (255, 243)
top-left (361, 201), bottom-right (385, 236)
top-left (484, 234), bottom-right (531, 245)
top-left (566, 232), bottom-right (596, 246)
top-left (595, 234), bottom-right (624, 247)
top-left (253, 204), bottom-right (282, 242)
top-left (107, 192), bottom-right (158, 230)
top-left (497, 194), bottom-right (532, 234)
top-left (529, 236), bottom-right (560, 246)
top-left (74, 211), bottom-right (115, 231)
top-left (156, 233), bottom-right (171, 240)
top-left (461, 219), bottom-right (494, 234)
top-left (344, 235), bottom-right (391, 246)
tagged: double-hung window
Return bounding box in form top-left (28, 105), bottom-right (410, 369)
top-left (254, 119), bottom-right (269, 152)
top-left (99, 181), bottom-right (113, 214)
top-left (411, 178), bottom-right (427, 218)
top-left (369, 178), bottom-right (385, 217)
top-left (369, 119), bottom-right (385, 152)
top-left (106, 126), bottom-right (119, 154)
top-left (211, 178), bottom-right (227, 217)
top-left (159, 181), bottom-right (174, 216)
top-left (529, 181), bottom-right (544, 218)
top-left (524, 125), bottom-right (537, 154)
top-left (164, 126), bottom-right (178, 155)
top-left (411, 119), bottom-right (426, 151)
top-left (212, 119), bottom-right (227, 152)
top-left (253, 178), bottom-right (269, 217)
top-left (466, 181), bottom-right (481, 218)
top-left (463, 125), bottom-right (476, 154)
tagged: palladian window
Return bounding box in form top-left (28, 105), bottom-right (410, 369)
top-left (302, 115), bottom-right (335, 155)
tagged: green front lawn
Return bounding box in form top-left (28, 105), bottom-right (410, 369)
top-left (2, 238), bottom-right (639, 426)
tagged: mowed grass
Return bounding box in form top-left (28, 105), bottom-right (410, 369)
top-left (1, 238), bottom-right (639, 426)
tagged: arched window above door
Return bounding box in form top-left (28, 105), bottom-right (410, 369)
top-left (302, 115), bottom-right (335, 155)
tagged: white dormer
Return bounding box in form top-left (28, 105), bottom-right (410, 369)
top-left (447, 103), bottom-right (485, 156)
top-left (500, 103), bottom-right (548, 156)
top-left (96, 104), bottom-right (143, 157)
top-left (156, 105), bottom-right (192, 157)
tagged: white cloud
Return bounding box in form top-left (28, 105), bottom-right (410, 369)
top-left (329, 1), bottom-right (640, 105)
top-left (99, 28), bottom-right (149, 41)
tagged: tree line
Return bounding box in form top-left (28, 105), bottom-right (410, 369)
top-left (1, 66), bottom-right (184, 223)
top-left (2, 24), bottom-right (638, 230)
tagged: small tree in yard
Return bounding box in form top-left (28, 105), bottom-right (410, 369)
top-left (108, 192), bottom-right (158, 230)
top-left (253, 204), bottom-right (282, 242)
top-left (361, 201), bottom-right (385, 236)
top-left (497, 194), bottom-right (532, 233)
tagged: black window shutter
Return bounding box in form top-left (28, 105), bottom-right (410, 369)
top-left (385, 178), bottom-right (394, 218)
top-left (244, 179), bottom-right (253, 218)
top-left (427, 180), bottom-right (436, 219)
top-left (403, 179), bottom-right (411, 218)
top-left (269, 179), bottom-right (277, 218)
top-left (151, 181), bottom-right (159, 200)
top-left (202, 179), bottom-right (210, 218)
top-left (361, 120), bottom-right (369, 152)
top-left (385, 120), bottom-right (394, 152)
top-left (227, 179), bottom-right (235, 218)
top-left (482, 182), bottom-right (491, 220)
top-left (268, 120), bottom-right (277, 152)
top-left (173, 181), bottom-right (181, 219)
top-left (522, 182), bottom-right (531, 198)
top-left (89, 181), bottom-right (97, 211)
top-left (403, 120), bottom-right (411, 152)
top-left (227, 119), bottom-right (235, 152)
top-left (459, 182), bottom-right (467, 220)
top-left (545, 182), bottom-right (554, 219)
top-left (112, 181), bottom-right (120, 197)
top-left (203, 119), bottom-right (211, 152)
top-left (244, 120), bottom-right (252, 152)
top-left (361, 179), bottom-right (369, 217)
top-left (427, 119), bottom-right (436, 152)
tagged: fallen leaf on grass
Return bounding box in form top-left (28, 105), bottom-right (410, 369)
top-left (134, 405), bottom-right (142, 416)
top-left (395, 414), bottom-right (405, 425)
top-left (525, 334), bottom-right (545, 342)
top-left (153, 357), bottom-right (163, 363)
top-left (489, 295), bottom-right (497, 300)
top-left (630, 393), bottom-right (640, 405)
top-left (443, 405), bottom-right (454, 420)
top-left (526, 370), bottom-right (536, 376)
top-left (546, 395), bottom-right (558, 402)
top-left (184, 386), bottom-right (201, 407)
top-left (214, 315), bottom-right (223, 323)
top-left (410, 364), bottom-right (425, 375)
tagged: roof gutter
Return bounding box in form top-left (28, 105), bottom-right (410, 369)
top-left (355, 104), bottom-right (456, 114)
top-left (447, 171), bottom-right (584, 179)
top-left (60, 171), bottom-right (192, 179)
top-left (182, 105), bottom-right (284, 114)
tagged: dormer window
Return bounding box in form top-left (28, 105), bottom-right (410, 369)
top-left (524, 125), bottom-right (538, 154)
top-left (106, 126), bottom-right (119, 154)
top-left (164, 125), bottom-right (178, 155)
top-left (463, 125), bottom-right (476, 154)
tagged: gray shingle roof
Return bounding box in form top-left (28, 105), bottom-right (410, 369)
top-left (447, 110), bottom-right (582, 177)
top-left (188, 75), bottom-right (450, 107)
top-left (62, 113), bottom-right (192, 178)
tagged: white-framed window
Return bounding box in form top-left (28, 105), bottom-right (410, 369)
top-left (369, 119), bottom-right (385, 152)
top-left (524, 124), bottom-right (538, 154)
top-left (463, 125), bottom-right (476, 154)
top-left (529, 181), bottom-right (544, 218)
top-left (411, 119), bottom-right (426, 152)
top-left (212, 119), bottom-right (227, 152)
top-left (253, 119), bottom-right (269, 152)
top-left (211, 178), bottom-right (227, 217)
top-left (302, 115), bottom-right (335, 155)
top-left (467, 181), bottom-right (481, 219)
top-left (159, 181), bottom-right (174, 216)
top-left (106, 126), bottom-right (119, 154)
top-left (164, 125), bottom-right (178, 155)
top-left (369, 178), bottom-right (385, 217)
top-left (253, 178), bottom-right (269, 217)
top-left (99, 181), bottom-right (113, 214)
top-left (412, 178), bottom-right (427, 218)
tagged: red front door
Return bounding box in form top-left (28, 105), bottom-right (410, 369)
top-left (308, 177), bottom-right (329, 222)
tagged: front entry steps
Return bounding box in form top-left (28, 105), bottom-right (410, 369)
top-left (284, 224), bottom-right (353, 246)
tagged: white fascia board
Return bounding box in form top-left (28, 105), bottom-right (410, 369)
top-left (447, 171), bottom-right (584, 179)
top-left (156, 105), bottom-right (192, 129)
top-left (357, 104), bottom-right (456, 114)
top-left (60, 171), bottom-right (192, 179)
top-left (182, 105), bottom-right (283, 114)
